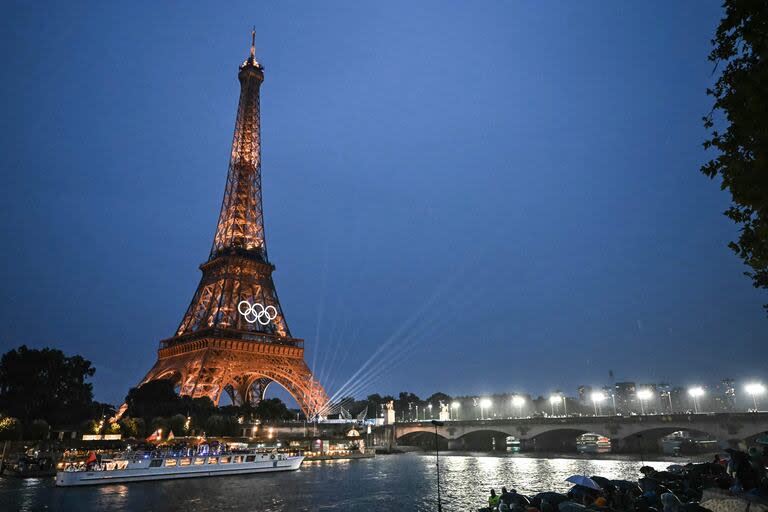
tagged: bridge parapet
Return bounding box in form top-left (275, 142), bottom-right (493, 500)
top-left (389, 412), bottom-right (768, 446)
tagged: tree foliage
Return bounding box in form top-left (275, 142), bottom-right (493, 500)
top-left (254, 398), bottom-right (292, 421)
top-left (0, 416), bottom-right (23, 440)
top-left (124, 380), bottom-right (214, 422)
top-left (27, 419), bottom-right (50, 440)
top-left (703, 1), bottom-right (768, 312)
top-left (0, 345), bottom-right (100, 426)
top-left (204, 414), bottom-right (239, 436)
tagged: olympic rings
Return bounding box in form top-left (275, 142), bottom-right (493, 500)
top-left (237, 300), bottom-right (278, 325)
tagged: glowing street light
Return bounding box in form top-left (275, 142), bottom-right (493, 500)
top-left (591, 391), bottom-right (606, 416)
top-left (688, 387), bottom-right (705, 414)
top-left (512, 396), bottom-right (525, 418)
top-left (549, 395), bottom-right (562, 417)
top-left (745, 383), bottom-right (766, 411)
top-left (451, 401), bottom-right (460, 420)
top-left (637, 388), bottom-right (654, 415)
top-left (480, 398), bottom-right (492, 420)
top-left (428, 403), bottom-right (433, 419)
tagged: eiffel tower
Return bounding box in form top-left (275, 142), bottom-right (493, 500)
top-left (129, 32), bottom-right (328, 418)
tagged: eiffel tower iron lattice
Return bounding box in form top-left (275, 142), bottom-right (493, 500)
top-left (125, 33), bottom-right (328, 419)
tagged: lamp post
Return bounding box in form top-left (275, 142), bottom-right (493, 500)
top-left (480, 398), bottom-right (492, 420)
top-left (591, 391), bottom-right (606, 416)
top-left (431, 420), bottom-right (445, 512)
top-left (549, 395), bottom-right (561, 417)
top-left (745, 383), bottom-right (765, 412)
top-left (637, 389), bottom-right (653, 415)
top-left (664, 391), bottom-right (673, 413)
top-left (451, 401), bottom-right (460, 421)
top-left (512, 396), bottom-right (525, 418)
top-left (688, 387), bottom-right (704, 414)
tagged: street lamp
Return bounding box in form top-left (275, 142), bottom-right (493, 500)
top-left (428, 403), bottom-right (433, 419)
top-left (637, 388), bottom-right (654, 415)
top-left (591, 391), bottom-right (606, 416)
top-left (549, 395), bottom-right (561, 417)
top-left (512, 396), bottom-right (525, 418)
top-left (480, 398), bottom-right (492, 420)
top-left (451, 401), bottom-right (460, 420)
top-left (688, 387), bottom-right (704, 414)
top-left (745, 383), bottom-right (765, 412)
top-left (663, 390), bottom-right (674, 413)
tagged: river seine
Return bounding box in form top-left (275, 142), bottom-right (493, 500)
top-left (0, 453), bottom-right (673, 511)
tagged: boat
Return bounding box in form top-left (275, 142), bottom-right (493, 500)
top-left (576, 433), bottom-right (611, 454)
top-left (55, 449), bottom-right (304, 486)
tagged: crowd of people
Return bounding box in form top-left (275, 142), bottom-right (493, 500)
top-left (481, 447), bottom-right (768, 512)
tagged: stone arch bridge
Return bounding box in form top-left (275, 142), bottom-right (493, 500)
top-left (375, 413), bottom-right (768, 452)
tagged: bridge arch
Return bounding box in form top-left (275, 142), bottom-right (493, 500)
top-left (527, 427), bottom-right (609, 453)
top-left (456, 428), bottom-right (521, 451)
top-left (398, 430), bottom-right (450, 450)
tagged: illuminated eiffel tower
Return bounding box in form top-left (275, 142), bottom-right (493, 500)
top-left (128, 31), bottom-right (328, 418)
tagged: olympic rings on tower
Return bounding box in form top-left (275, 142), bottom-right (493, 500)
top-left (237, 300), bottom-right (278, 325)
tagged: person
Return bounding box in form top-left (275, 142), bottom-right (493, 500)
top-left (660, 493), bottom-right (681, 512)
top-left (499, 487), bottom-right (512, 511)
top-left (489, 489), bottom-right (501, 510)
top-left (593, 497), bottom-right (607, 508)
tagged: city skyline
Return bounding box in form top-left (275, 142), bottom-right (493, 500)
top-left (1, 1), bottom-right (766, 409)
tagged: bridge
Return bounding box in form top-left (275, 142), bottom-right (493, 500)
top-left (372, 413), bottom-right (768, 453)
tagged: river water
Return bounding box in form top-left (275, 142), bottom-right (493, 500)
top-left (0, 453), bottom-right (674, 512)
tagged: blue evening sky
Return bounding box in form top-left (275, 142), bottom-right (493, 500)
top-left (1, 1), bottom-right (764, 407)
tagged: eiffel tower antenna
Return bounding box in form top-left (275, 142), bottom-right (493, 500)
top-left (250, 26), bottom-right (256, 59)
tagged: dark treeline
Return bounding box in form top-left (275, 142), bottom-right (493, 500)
top-left (0, 345), bottom-right (295, 440)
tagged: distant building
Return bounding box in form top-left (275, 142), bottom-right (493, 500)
top-left (578, 385), bottom-right (593, 406)
top-left (714, 379), bottom-right (736, 412)
top-left (670, 387), bottom-right (688, 413)
top-left (614, 382), bottom-right (637, 414)
top-left (657, 383), bottom-right (673, 413)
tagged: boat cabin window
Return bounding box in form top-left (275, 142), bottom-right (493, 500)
top-left (219, 456), bottom-right (231, 464)
top-left (179, 458), bottom-right (191, 466)
top-left (245, 455), bottom-right (256, 462)
top-left (207, 457), bottom-right (217, 464)
top-left (164, 459), bottom-right (177, 467)
top-left (194, 457), bottom-right (205, 465)
top-left (233, 456), bottom-right (243, 463)
top-left (150, 459), bottom-right (163, 468)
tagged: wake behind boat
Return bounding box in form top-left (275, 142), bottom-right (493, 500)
top-left (55, 448), bottom-right (303, 487)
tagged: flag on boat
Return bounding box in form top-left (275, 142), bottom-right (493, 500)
top-left (167, 430), bottom-right (175, 441)
top-left (146, 429), bottom-right (162, 442)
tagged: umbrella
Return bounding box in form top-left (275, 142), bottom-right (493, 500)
top-left (590, 476), bottom-right (611, 489)
top-left (566, 475), bottom-right (602, 491)
top-left (533, 492), bottom-right (570, 507)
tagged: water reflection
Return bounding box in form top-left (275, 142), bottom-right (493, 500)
top-left (0, 454), bottom-right (674, 512)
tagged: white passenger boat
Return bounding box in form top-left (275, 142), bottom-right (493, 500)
top-left (55, 451), bottom-right (304, 486)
